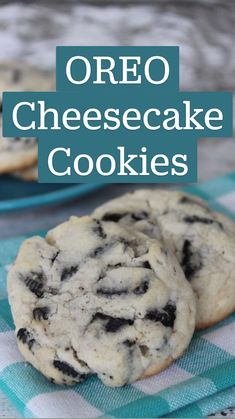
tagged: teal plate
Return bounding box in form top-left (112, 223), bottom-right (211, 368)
top-left (0, 176), bottom-right (104, 212)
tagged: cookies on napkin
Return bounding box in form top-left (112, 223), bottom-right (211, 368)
top-left (93, 190), bottom-right (235, 329)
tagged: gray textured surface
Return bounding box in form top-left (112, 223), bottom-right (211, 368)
top-left (0, 1), bottom-right (235, 418)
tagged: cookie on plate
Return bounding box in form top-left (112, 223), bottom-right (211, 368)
top-left (0, 62), bottom-right (54, 174)
top-left (8, 216), bottom-right (195, 387)
top-left (93, 190), bottom-right (235, 329)
top-left (13, 164), bottom-right (38, 182)
top-left (0, 126), bottom-right (38, 174)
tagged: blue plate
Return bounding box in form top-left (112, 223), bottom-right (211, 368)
top-left (0, 176), bottom-right (104, 212)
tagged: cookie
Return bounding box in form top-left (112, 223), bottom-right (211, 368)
top-left (13, 164), bottom-right (38, 182)
top-left (8, 216), bottom-right (195, 387)
top-left (0, 61), bottom-right (54, 99)
top-left (93, 190), bottom-right (235, 329)
top-left (0, 125), bottom-right (38, 174)
top-left (0, 62), bottom-right (54, 173)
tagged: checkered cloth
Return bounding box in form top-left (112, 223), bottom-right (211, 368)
top-left (1, 173), bottom-right (235, 419)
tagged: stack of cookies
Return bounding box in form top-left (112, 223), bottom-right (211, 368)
top-left (8, 190), bottom-right (235, 387)
top-left (0, 62), bottom-right (54, 180)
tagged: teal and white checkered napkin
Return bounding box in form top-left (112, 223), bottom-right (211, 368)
top-left (1, 173), bottom-right (235, 419)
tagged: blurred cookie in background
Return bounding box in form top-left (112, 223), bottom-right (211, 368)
top-left (0, 61), bottom-right (54, 99)
top-left (0, 133), bottom-right (38, 174)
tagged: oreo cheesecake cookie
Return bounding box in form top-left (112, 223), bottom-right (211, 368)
top-left (8, 216), bottom-right (195, 387)
top-left (93, 190), bottom-right (235, 329)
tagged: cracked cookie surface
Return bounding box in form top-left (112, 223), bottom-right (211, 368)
top-left (93, 190), bottom-right (235, 329)
top-left (8, 216), bottom-right (195, 387)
